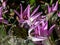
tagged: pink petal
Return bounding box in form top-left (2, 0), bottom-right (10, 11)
top-left (48, 24), bottom-right (55, 36)
top-left (27, 5), bottom-right (30, 19)
top-left (23, 5), bottom-right (30, 19)
top-left (14, 10), bottom-right (20, 16)
top-left (0, 7), bottom-right (3, 16)
top-left (30, 12), bottom-right (42, 22)
top-left (47, 5), bottom-right (52, 13)
top-left (52, 1), bottom-right (58, 12)
top-left (3, 10), bottom-right (8, 13)
top-left (2, 1), bottom-right (6, 9)
top-left (20, 4), bottom-right (23, 19)
top-left (31, 5), bottom-right (40, 16)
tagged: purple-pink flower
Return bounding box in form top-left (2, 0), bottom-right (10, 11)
top-left (14, 4), bottom-right (42, 27)
top-left (14, 4), bottom-right (56, 42)
top-left (28, 17), bottom-right (55, 42)
top-left (48, 1), bottom-right (58, 13)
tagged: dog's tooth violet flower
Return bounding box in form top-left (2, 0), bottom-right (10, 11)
top-left (52, 1), bottom-right (58, 12)
top-left (14, 4), bottom-right (42, 27)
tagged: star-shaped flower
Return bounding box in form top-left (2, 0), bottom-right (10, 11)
top-left (14, 4), bottom-right (42, 27)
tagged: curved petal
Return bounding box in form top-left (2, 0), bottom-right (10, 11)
top-left (14, 10), bottom-right (20, 16)
top-left (48, 24), bottom-right (55, 36)
top-left (52, 1), bottom-right (58, 12)
top-left (31, 5), bottom-right (40, 16)
top-left (47, 5), bottom-right (51, 13)
top-left (31, 36), bottom-right (47, 41)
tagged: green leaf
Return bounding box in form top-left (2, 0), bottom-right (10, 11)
top-left (50, 0), bottom-right (53, 5)
top-left (29, 0), bottom-right (36, 6)
top-left (58, 0), bottom-right (60, 4)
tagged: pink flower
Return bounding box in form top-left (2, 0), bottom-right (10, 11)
top-left (28, 17), bottom-right (55, 42)
top-left (48, 1), bottom-right (58, 13)
top-left (14, 4), bottom-right (42, 26)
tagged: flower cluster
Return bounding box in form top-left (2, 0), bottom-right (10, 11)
top-left (14, 4), bottom-right (56, 42)
top-left (0, 0), bottom-right (59, 45)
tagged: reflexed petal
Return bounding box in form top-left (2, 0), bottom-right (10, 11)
top-left (30, 12), bottom-right (42, 22)
top-left (31, 5), bottom-right (40, 16)
top-left (48, 24), bottom-right (55, 36)
top-left (3, 10), bottom-right (8, 13)
top-left (38, 25), bottom-right (41, 35)
top-left (27, 5), bottom-right (30, 19)
top-left (47, 5), bottom-right (51, 13)
top-left (23, 5), bottom-right (30, 19)
top-left (44, 24), bottom-right (48, 30)
top-left (43, 21), bottom-right (48, 30)
top-left (31, 36), bottom-right (47, 41)
top-left (14, 10), bottom-right (20, 16)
